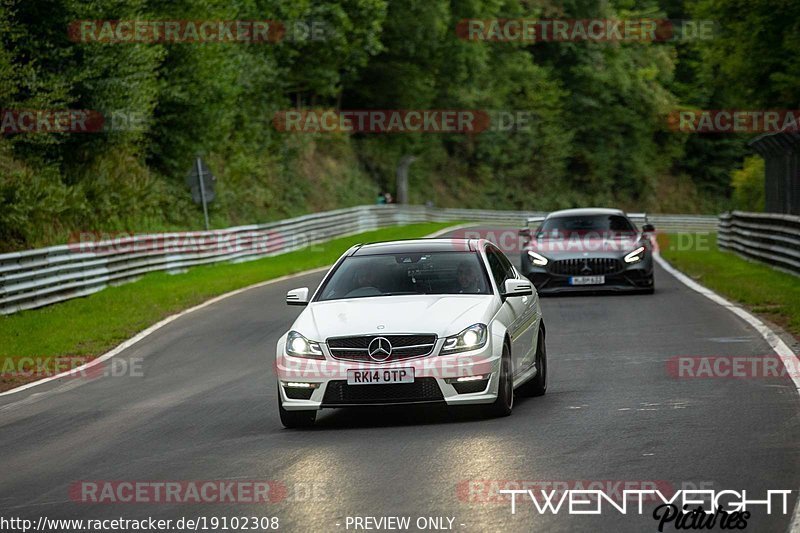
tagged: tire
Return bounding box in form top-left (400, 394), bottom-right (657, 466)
top-left (278, 394), bottom-right (316, 428)
top-left (519, 326), bottom-right (547, 397)
top-left (485, 343), bottom-right (513, 418)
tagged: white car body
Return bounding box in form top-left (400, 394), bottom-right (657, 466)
top-left (275, 238), bottom-right (546, 426)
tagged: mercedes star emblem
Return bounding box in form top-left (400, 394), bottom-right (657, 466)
top-left (367, 336), bottom-right (392, 362)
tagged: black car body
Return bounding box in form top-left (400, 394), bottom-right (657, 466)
top-left (519, 208), bottom-right (655, 294)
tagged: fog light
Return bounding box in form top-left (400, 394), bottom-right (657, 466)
top-left (283, 382), bottom-right (319, 389)
top-left (445, 374), bottom-right (489, 384)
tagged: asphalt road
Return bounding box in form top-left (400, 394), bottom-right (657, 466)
top-left (1, 228), bottom-right (799, 532)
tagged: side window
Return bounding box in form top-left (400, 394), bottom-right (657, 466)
top-left (485, 247), bottom-right (507, 289)
top-left (496, 247), bottom-right (516, 280)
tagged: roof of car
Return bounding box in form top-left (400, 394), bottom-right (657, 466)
top-left (352, 238), bottom-right (476, 256)
top-left (547, 207), bottom-right (626, 218)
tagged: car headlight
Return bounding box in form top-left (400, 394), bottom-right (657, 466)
top-left (624, 246), bottom-right (646, 263)
top-left (441, 324), bottom-right (488, 354)
top-left (527, 250), bottom-right (549, 266)
top-left (286, 331), bottom-right (324, 359)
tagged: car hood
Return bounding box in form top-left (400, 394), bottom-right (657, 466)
top-left (292, 294), bottom-right (497, 341)
top-left (529, 235), bottom-right (646, 259)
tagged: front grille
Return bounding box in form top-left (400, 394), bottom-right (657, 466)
top-left (328, 334), bottom-right (437, 362)
top-left (548, 257), bottom-right (623, 276)
top-left (322, 378), bottom-right (444, 405)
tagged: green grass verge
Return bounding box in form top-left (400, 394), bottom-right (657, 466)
top-left (0, 222), bottom-right (457, 390)
top-left (659, 233), bottom-right (800, 339)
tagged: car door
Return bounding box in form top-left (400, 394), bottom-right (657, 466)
top-left (485, 245), bottom-right (526, 374)
top-left (507, 263), bottom-right (539, 372)
top-left (494, 246), bottom-right (538, 372)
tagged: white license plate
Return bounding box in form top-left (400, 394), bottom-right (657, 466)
top-left (569, 275), bottom-right (605, 285)
top-left (347, 368), bottom-right (415, 385)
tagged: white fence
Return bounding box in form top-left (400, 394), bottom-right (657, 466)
top-left (718, 211), bottom-right (800, 276)
top-left (0, 205), bottom-right (717, 315)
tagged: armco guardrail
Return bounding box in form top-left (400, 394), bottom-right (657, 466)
top-left (0, 205), bottom-right (717, 315)
top-left (718, 211), bottom-right (800, 276)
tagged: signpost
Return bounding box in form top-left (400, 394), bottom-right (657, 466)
top-left (186, 156), bottom-right (216, 230)
top-left (396, 155), bottom-right (416, 205)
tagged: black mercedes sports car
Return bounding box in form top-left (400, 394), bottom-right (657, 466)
top-left (519, 208), bottom-right (655, 294)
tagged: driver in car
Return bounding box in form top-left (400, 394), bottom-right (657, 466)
top-left (353, 267), bottom-right (379, 290)
top-left (456, 261), bottom-right (480, 293)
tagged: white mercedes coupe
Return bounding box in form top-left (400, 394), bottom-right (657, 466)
top-left (275, 238), bottom-right (547, 428)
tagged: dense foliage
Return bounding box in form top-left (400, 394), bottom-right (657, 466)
top-left (0, 0), bottom-right (792, 250)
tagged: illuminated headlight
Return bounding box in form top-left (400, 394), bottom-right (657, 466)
top-left (441, 324), bottom-right (488, 354)
top-left (624, 246), bottom-right (646, 263)
top-left (286, 331), bottom-right (324, 359)
top-left (527, 250), bottom-right (549, 266)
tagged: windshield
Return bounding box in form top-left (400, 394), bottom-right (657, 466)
top-left (316, 252), bottom-right (491, 301)
top-left (538, 215), bottom-right (636, 238)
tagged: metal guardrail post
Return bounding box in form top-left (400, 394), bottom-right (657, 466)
top-left (716, 211), bottom-right (800, 276)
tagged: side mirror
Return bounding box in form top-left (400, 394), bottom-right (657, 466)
top-left (642, 223), bottom-right (655, 233)
top-left (502, 279), bottom-right (533, 298)
top-left (286, 287), bottom-right (309, 306)
top-left (518, 228), bottom-right (531, 244)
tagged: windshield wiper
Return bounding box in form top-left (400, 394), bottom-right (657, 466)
top-left (374, 292), bottom-right (419, 296)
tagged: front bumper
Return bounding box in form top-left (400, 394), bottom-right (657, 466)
top-left (522, 255), bottom-right (654, 294)
top-left (275, 337), bottom-right (502, 410)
